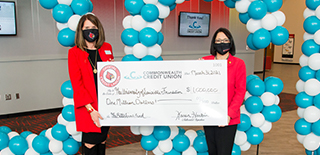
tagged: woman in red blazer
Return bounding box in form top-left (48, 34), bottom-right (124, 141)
top-left (201, 28), bottom-right (246, 155)
top-left (68, 14), bottom-right (114, 155)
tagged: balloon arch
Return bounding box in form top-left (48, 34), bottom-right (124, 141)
top-left (0, 0), bottom-right (292, 155)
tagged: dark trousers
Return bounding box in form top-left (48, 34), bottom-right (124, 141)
top-left (203, 125), bottom-right (237, 155)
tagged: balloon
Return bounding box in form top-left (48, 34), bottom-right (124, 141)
top-left (124, 46), bottom-right (133, 55)
top-left (247, 78), bottom-right (265, 96)
top-left (7, 131), bottom-right (19, 139)
top-left (182, 146), bottom-right (197, 155)
top-left (143, 0), bottom-right (158, 4)
top-left (8, 136), bottom-right (28, 155)
top-left (304, 32), bottom-right (314, 41)
top-left (169, 126), bottom-right (179, 139)
top-left (45, 128), bottom-right (54, 140)
top-left (305, 8), bottom-right (316, 19)
top-left (124, 0), bottom-right (145, 15)
top-left (139, 27), bottom-right (158, 47)
top-left (295, 92), bottom-right (314, 108)
top-left (244, 91), bottom-right (252, 100)
top-left (238, 114), bottom-right (251, 132)
top-left (232, 144), bottom-right (241, 155)
top-left (262, 104), bottom-right (282, 122)
top-left (157, 32), bottom-right (164, 45)
top-left (39, 0), bottom-right (58, 9)
top-left (264, 77), bottom-right (284, 95)
top-left (158, 139), bottom-right (173, 153)
top-left (303, 16), bottom-right (320, 34)
top-left (184, 130), bottom-right (197, 146)
top-left (299, 54), bottom-right (309, 68)
top-left (121, 54), bottom-right (141, 61)
top-left (250, 113), bottom-right (265, 127)
top-left (246, 19), bottom-right (262, 33)
top-left (271, 10), bottom-right (285, 26)
top-left (0, 131), bottom-right (9, 150)
top-left (26, 133), bottom-right (37, 148)
top-left (259, 120), bottom-right (272, 133)
top-left (67, 15), bottom-right (81, 31)
top-left (72, 132), bottom-right (82, 142)
top-left (297, 134), bottom-right (306, 144)
top-left (260, 92), bottom-right (276, 106)
top-left (140, 126), bottom-right (154, 136)
top-left (262, 0), bottom-right (282, 12)
top-left (133, 43), bottom-right (148, 59)
top-left (62, 97), bottom-right (74, 107)
top-left (178, 127), bottom-right (185, 135)
top-left (306, 0), bottom-right (320, 10)
top-left (62, 105), bottom-right (75, 122)
top-left (57, 113), bottom-right (69, 125)
top-left (61, 80), bottom-right (73, 99)
top-left (164, 148), bottom-right (180, 155)
top-left (123, 15), bottom-right (133, 29)
top-left (314, 94), bottom-right (320, 109)
top-left (196, 130), bottom-right (205, 136)
top-left (244, 96), bottom-right (264, 114)
top-left (246, 127), bottom-right (264, 145)
top-left (49, 139), bottom-right (63, 153)
top-left (312, 120), bottom-right (320, 136)
top-left (121, 28), bottom-right (139, 46)
top-left (58, 0), bottom-right (72, 5)
top-left (153, 126), bottom-right (171, 141)
top-left (25, 148), bottom-right (40, 155)
top-left (32, 135), bottom-right (50, 154)
top-left (169, 4), bottom-right (176, 11)
top-left (66, 122), bottom-right (79, 135)
top-left (52, 4), bottom-right (74, 23)
top-left (1, 147), bottom-right (14, 155)
top-left (152, 146), bottom-right (164, 154)
top-left (172, 134), bottom-right (190, 152)
top-left (20, 131), bottom-right (32, 139)
top-left (303, 40), bottom-right (320, 57)
top-left (234, 131), bottom-right (247, 146)
top-left (70, 0), bottom-right (89, 15)
top-left (130, 126), bottom-right (141, 135)
top-left (239, 141), bottom-right (251, 151)
top-left (252, 28), bottom-right (271, 49)
top-left (270, 26), bottom-right (289, 45)
top-left (147, 19), bottom-right (162, 32)
top-left (303, 133), bottom-right (320, 151)
top-left (131, 15), bottom-right (148, 31)
top-left (240, 105), bottom-right (252, 116)
top-left (305, 78), bottom-right (320, 96)
top-left (51, 124), bottom-right (69, 141)
top-left (248, 1), bottom-right (267, 20)
top-left (0, 126), bottom-right (11, 134)
top-left (224, 0), bottom-right (236, 8)
top-left (63, 138), bottom-right (80, 154)
top-left (297, 107), bottom-right (306, 118)
top-left (141, 135), bottom-right (159, 151)
top-left (159, 0), bottom-right (175, 6)
top-left (148, 44), bottom-right (162, 58)
top-left (308, 53), bottom-right (320, 70)
top-left (157, 56), bottom-right (163, 61)
top-left (294, 118), bottom-right (312, 135)
top-left (57, 28), bottom-right (76, 47)
top-left (235, 0), bottom-right (251, 13)
top-left (239, 12), bottom-right (250, 24)
top-left (141, 4), bottom-right (159, 22)
top-left (304, 106), bottom-right (320, 123)
top-left (88, 0), bottom-right (93, 12)
top-left (246, 33), bottom-right (259, 50)
top-left (156, 3), bottom-right (170, 19)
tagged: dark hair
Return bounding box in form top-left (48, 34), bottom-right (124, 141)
top-left (75, 14), bottom-right (105, 51)
top-left (210, 27), bottom-right (236, 56)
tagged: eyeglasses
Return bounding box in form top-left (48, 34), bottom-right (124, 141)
top-left (215, 39), bottom-right (230, 44)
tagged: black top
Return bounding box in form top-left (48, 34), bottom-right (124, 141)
top-left (86, 49), bottom-right (102, 93)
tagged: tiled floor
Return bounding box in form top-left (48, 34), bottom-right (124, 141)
top-left (105, 63), bottom-right (306, 155)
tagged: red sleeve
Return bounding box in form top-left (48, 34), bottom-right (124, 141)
top-left (68, 48), bottom-right (94, 109)
top-left (228, 59), bottom-right (246, 119)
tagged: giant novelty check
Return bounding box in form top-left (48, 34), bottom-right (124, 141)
top-left (97, 60), bottom-right (227, 126)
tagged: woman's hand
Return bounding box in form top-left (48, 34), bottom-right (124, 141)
top-left (90, 110), bottom-right (103, 127)
top-left (218, 116), bottom-right (230, 127)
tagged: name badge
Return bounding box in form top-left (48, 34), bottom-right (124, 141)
top-left (105, 50), bottom-right (112, 55)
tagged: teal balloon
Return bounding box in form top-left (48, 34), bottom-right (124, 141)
top-left (178, 127), bottom-right (185, 135)
top-left (264, 77), bottom-right (284, 95)
top-left (262, 0), bottom-right (282, 12)
top-left (170, 4), bottom-right (176, 11)
top-left (140, 135), bottom-right (159, 151)
top-left (153, 126), bottom-right (171, 140)
top-left (51, 124), bottom-right (69, 141)
top-left (247, 78), bottom-right (265, 96)
top-left (88, 0), bottom-right (93, 12)
top-left (40, 130), bottom-right (47, 136)
top-left (299, 66), bottom-right (316, 82)
top-left (158, 0), bottom-right (175, 6)
top-left (245, 96), bottom-right (264, 114)
top-left (141, 4), bottom-right (159, 22)
top-left (252, 28), bottom-right (271, 49)
top-left (121, 28), bottom-right (139, 46)
top-left (157, 56), bottom-right (163, 61)
top-left (303, 16), bottom-right (320, 34)
top-left (164, 149), bottom-right (181, 155)
top-left (32, 135), bottom-right (50, 154)
top-left (71, 0), bottom-right (90, 15)
top-left (172, 135), bottom-right (190, 152)
top-left (0, 131), bottom-right (9, 150)
top-left (39, 0), bottom-right (58, 9)
top-left (262, 105), bottom-right (282, 122)
top-left (124, 0), bottom-right (145, 15)
top-left (62, 105), bottom-right (75, 122)
top-left (8, 136), bottom-right (28, 155)
top-left (0, 126), bottom-right (11, 134)
top-left (316, 70), bottom-right (320, 81)
top-left (246, 74), bottom-right (260, 84)
top-left (193, 135), bottom-right (208, 153)
top-left (139, 27), bottom-right (158, 47)
top-left (248, 1), bottom-right (267, 20)
top-left (231, 144), bottom-right (241, 155)
top-left (63, 138), bottom-right (80, 154)
top-left (301, 39), bottom-right (320, 56)
top-left (224, 0), bottom-right (236, 8)
top-left (196, 130), bottom-right (205, 136)
top-left (306, 0), bottom-right (320, 10)
top-left (41, 152), bottom-right (53, 155)
top-left (61, 80), bottom-right (73, 98)
top-left (294, 118), bottom-right (312, 135)
top-left (237, 114), bottom-right (252, 132)
top-left (57, 28), bottom-right (76, 47)
top-left (247, 33), bottom-right (259, 50)
top-left (239, 12), bottom-right (250, 24)
top-left (314, 94), bottom-right (320, 109)
top-left (270, 26), bottom-right (289, 45)
top-left (52, 4), bottom-right (74, 23)
top-left (246, 127), bottom-right (264, 145)
top-left (312, 120), bottom-right (320, 136)
top-left (295, 92), bottom-right (314, 108)
top-left (122, 54), bottom-right (140, 61)
top-left (158, 32), bottom-right (164, 45)
top-left (20, 131), bottom-right (32, 138)
top-left (141, 55), bottom-right (157, 61)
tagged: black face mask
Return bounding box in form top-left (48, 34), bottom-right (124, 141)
top-left (213, 43), bottom-right (231, 55)
top-left (82, 29), bottom-right (99, 42)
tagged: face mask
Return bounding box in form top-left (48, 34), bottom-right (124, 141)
top-left (214, 43), bottom-right (231, 55)
top-left (82, 29), bottom-right (99, 42)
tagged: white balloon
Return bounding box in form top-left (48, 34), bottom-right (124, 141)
top-left (304, 79), bottom-right (320, 96)
top-left (260, 92), bottom-right (276, 106)
top-left (56, 22), bottom-right (68, 31)
top-left (158, 139), bottom-right (173, 153)
top-left (314, 30), bottom-right (320, 46)
top-left (8, 131), bottom-right (19, 139)
top-left (240, 141), bottom-right (251, 151)
top-left (175, 0), bottom-right (185, 4)
top-left (66, 121), bottom-right (80, 135)
top-left (308, 53), bottom-right (320, 70)
top-left (53, 150), bottom-right (68, 155)
top-left (130, 126), bottom-right (141, 135)
top-left (140, 126), bottom-right (154, 136)
top-left (58, 0), bottom-right (72, 5)
top-left (124, 46), bottom-right (133, 55)
top-left (26, 133), bottom-right (37, 148)
top-left (148, 44), bottom-right (162, 58)
top-left (45, 128), bottom-right (54, 140)
top-left (303, 133), bottom-right (320, 151)
top-left (123, 15), bottom-right (133, 29)
top-left (0, 147), bottom-right (14, 155)
top-left (235, 0), bottom-right (251, 13)
top-left (156, 3), bottom-right (170, 19)
top-left (299, 54), bottom-right (309, 67)
top-left (296, 79), bottom-right (305, 93)
top-left (271, 11), bottom-right (286, 26)
top-left (246, 19), bottom-right (262, 33)
top-left (131, 15), bottom-right (147, 31)
top-left (274, 95), bottom-right (280, 105)
top-left (68, 15), bottom-right (81, 31)
top-left (304, 106), bottom-right (320, 123)
top-left (249, 0), bottom-right (257, 1)
top-left (244, 91), bottom-right (252, 100)
top-left (259, 120), bottom-right (272, 133)
top-left (297, 107), bottom-right (306, 118)
top-left (152, 146), bottom-right (164, 155)
top-left (25, 148), bottom-right (40, 155)
top-left (72, 132), bottom-right (82, 142)
top-left (305, 8), bottom-right (316, 19)
top-left (49, 139), bottom-right (63, 153)
top-left (234, 131), bottom-right (247, 146)
top-left (169, 126), bottom-right (179, 139)
top-left (182, 146), bottom-right (197, 155)
top-left (62, 97), bottom-right (74, 106)
top-left (185, 130), bottom-right (197, 146)
top-left (297, 134), bottom-right (306, 144)
top-left (261, 14), bottom-right (278, 31)
top-left (250, 113), bottom-right (265, 127)
top-left (57, 113), bottom-right (69, 126)
top-left (133, 43), bottom-right (148, 59)
top-left (304, 32), bottom-right (314, 41)
top-left (144, 0), bottom-right (158, 5)
top-left (240, 105), bottom-right (251, 116)
top-left (146, 19), bottom-right (162, 32)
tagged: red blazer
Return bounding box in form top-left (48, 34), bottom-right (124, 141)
top-left (68, 42), bottom-right (114, 133)
top-left (202, 55), bottom-right (246, 125)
